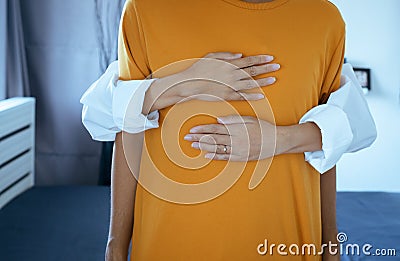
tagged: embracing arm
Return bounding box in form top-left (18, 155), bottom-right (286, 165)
top-left (106, 132), bottom-right (143, 261)
top-left (80, 52), bottom-right (277, 140)
top-left (81, 63), bottom-right (375, 169)
top-left (275, 122), bottom-right (322, 155)
top-left (141, 52), bottom-right (278, 114)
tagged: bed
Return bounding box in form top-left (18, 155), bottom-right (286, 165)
top-left (0, 186), bottom-right (109, 261)
top-left (336, 192), bottom-right (400, 260)
top-left (0, 189), bottom-right (399, 261)
top-left (0, 98), bottom-right (399, 260)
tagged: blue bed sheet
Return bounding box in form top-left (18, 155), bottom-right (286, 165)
top-left (0, 188), bottom-right (399, 260)
top-left (337, 192), bottom-right (400, 260)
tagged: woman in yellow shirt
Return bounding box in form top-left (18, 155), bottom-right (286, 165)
top-left (108, 0), bottom-right (344, 260)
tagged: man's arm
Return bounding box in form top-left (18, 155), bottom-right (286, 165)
top-left (320, 166), bottom-right (339, 261)
top-left (80, 52), bottom-right (278, 140)
top-left (299, 63), bottom-right (377, 173)
top-left (81, 63), bottom-right (376, 172)
top-left (140, 52), bottom-right (277, 114)
top-left (275, 122), bottom-right (322, 155)
top-left (106, 132), bottom-right (143, 260)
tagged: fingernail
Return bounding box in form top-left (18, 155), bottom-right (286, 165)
top-left (190, 127), bottom-right (199, 133)
top-left (217, 118), bottom-right (224, 124)
top-left (191, 142), bottom-right (199, 149)
top-left (184, 135), bottom-right (192, 141)
top-left (264, 55), bottom-right (274, 62)
top-left (256, 94), bottom-right (265, 99)
top-left (271, 64), bottom-right (280, 70)
top-left (268, 77), bottom-right (276, 84)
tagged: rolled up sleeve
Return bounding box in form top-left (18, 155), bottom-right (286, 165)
top-left (80, 61), bottom-right (159, 141)
top-left (300, 103), bottom-right (353, 173)
top-left (112, 78), bottom-right (159, 134)
top-left (300, 63), bottom-right (377, 173)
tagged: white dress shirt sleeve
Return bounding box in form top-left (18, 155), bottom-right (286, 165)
top-left (81, 62), bottom-right (377, 173)
top-left (80, 61), bottom-right (159, 141)
top-left (300, 63), bottom-right (377, 173)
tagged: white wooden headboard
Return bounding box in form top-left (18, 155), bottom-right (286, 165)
top-left (0, 97), bottom-right (35, 209)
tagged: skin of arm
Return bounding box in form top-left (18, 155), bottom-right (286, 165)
top-left (186, 116), bottom-right (323, 161)
top-left (280, 124), bottom-right (340, 261)
top-left (140, 55), bottom-right (324, 159)
top-left (106, 132), bottom-right (143, 261)
top-left (139, 51), bottom-right (324, 157)
top-left (320, 166), bottom-right (340, 261)
top-left (286, 128), bottom-right (340, 261)
top-left (107, 65), bottom-right (335, 260)
top-left (276, 122), bottom-right (322, 155)
top-left (108, 32), bottom-right (338, 255)
top-left (185, 107), bottom-right (336, 261)
top-left (141, 52), bottom-right (279, 114)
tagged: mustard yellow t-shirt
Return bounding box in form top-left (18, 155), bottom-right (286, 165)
top-left (118, 0), bottom-right (345, 260)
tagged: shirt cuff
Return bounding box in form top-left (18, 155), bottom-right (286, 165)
top-left (81, 60), bottom-right (160, 141)
top-left (333, 64), bottom-right (377, 152)
top-left (300, 104), bottom-right (353, 174)
top-left (112, 78), bottom-right (160, 133)
top-left (81, 104), bottom-right (118, 141)
top-left (80, 62), bottom-right (119, 141)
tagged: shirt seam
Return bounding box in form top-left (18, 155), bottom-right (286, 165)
top-left (221, 0), bottom-right (290, 10)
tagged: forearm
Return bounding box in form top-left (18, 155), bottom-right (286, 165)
top-left (107, 132), bottom-right (143, 259)
top-left (142, 52), bottom-right (277, 114)
top-left (276, 122), bottom-right (322, 155)
top-left (320, 167), bottom-right (339, 260)
top-left (142, 72), bottom-right (187, 114)
top-left (321, 166), bottom-right (338, 240)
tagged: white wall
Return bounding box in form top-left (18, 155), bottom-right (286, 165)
top-left (0, 0), bottom-right (6, 100)
top-left (330, 1), bottom-right (400, 192)
top-left (330, 0), bottom-right (400, 101)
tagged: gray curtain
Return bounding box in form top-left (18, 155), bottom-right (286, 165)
top-left (94, 0), bottom-right (125, 185)
top-left (0, 0), bottom-right (6, 100)
top-left (4, 0), bottom-right (124, 185)
top-left (95, 0), bottom-right (125, 72)
top-left (6, 0), bottom-right (30, 98)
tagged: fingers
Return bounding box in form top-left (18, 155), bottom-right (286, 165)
top-left (184, 133), bottom-right (231, 145)
top-left (223, 76), bottom-right (276, 100)
top-left (205, 153), bottom-right (231, 161)
top-left (239, 63), bottom-right (280, 79)
top-left (192, 142), bottom-right (235, 161)
top-left (230, 55), bottom-right (274, 68)
top-left (216, 91), bottom-right (251, 101)
top-left (205, 52), bottom-right (243, 60)
top-left (237, 77), bottom-right (276, 90)
top-left (204, 153), bottom-right (244, 161)
top-left (234, 92), bottom-right (265, 101)
top-left (190, 124), bottom-right (229, 135)
top-left (192, 142), bottom-right (231, 154)
top-left (217, 115), bottom-right (256, 125)
top-left (185, 91), bottom-right (264, 102)
top-left (188, 53), bottom-right (280, 103)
